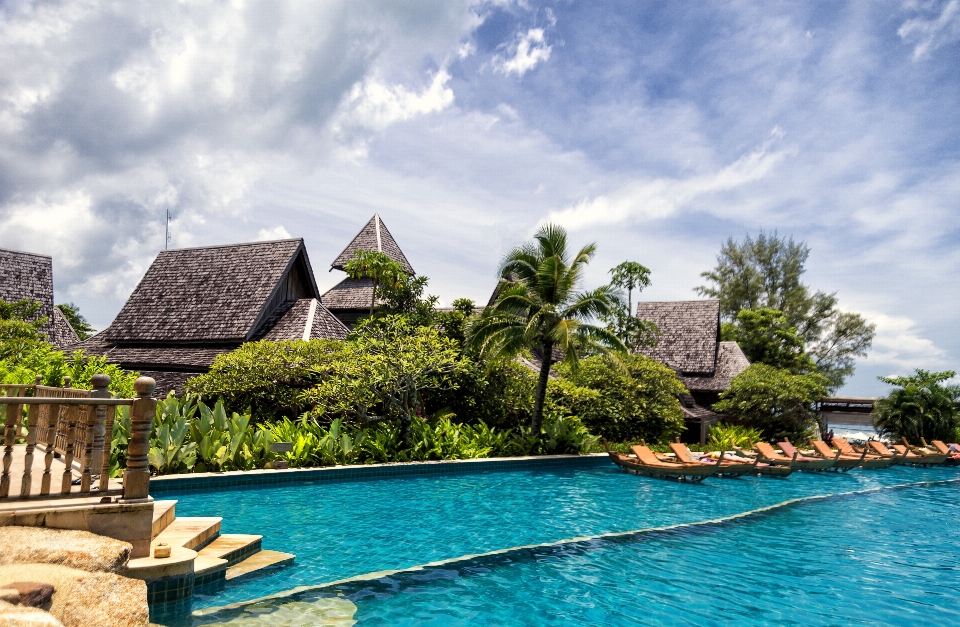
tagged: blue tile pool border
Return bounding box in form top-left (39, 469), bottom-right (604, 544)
top-left (148, 453), bottom-right (611, 494)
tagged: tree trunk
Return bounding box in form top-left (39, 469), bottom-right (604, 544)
top-left (530, 341), bottom-right (554, 434)
top-left (369, 279), bottom-right (378, 317)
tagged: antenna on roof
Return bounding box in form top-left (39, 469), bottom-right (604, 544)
top-left (165, 209), bottom-right (172, 250)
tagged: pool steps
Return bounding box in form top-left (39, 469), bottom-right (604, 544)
top-left (127, 499), bottom-right (295, 606)
top-left (226, 549), bottom-right (296, 581)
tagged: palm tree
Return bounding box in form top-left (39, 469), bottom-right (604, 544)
top-left (467, 223), bottom-right (627, 433)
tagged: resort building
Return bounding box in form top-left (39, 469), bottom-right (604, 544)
top-left (321, 214), bottom-right (415, 327)
top-left (0, 247), bottom-right (79, 348)
top-left (634, 300), bottom-right (750, 444)
top-left (73, 238), bottom-right (348, 395)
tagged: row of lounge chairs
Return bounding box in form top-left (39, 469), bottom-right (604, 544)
top-left (604, 436), bottom-right (955, 482)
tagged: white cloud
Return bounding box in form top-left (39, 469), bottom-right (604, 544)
top-left (335, 69), bottom-right (455, 133)
top-left (899, 0), bottom-right (960, 59)
top-left (860, 311), bottom-right (947, 370)
top-left (256, 225), bottom-right (292, 241)
top-left (494, 28), bottom-right (552, 76)
top-left (546, 133), bottom-right (788, 231)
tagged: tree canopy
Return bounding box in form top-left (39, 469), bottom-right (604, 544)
top-left (467, 223), bottom-right (626, 432)
top-left (713, 363), bottom-right (829, 442)
top-left (721, 308), bottom-right (814, 373)
top-left (697, 232), bottom-right (874, 391)
top-left (873, 369), bottom-right (959, 443)
top-left (56, 302), bottom-right (95, 340)
top-left (601, 261), bottom-right (658, 349)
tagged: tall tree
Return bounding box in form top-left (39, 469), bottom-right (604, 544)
top-left (466, 223), bottom-right (627, 433)
top-left (697, 232), bottom-right (875, 391)
top-left (721, 308), bottom-right (814, 373)
top-left (56, 303), bottom-right (95, 340)
top-left (609, 261), bottom-right (651, 315)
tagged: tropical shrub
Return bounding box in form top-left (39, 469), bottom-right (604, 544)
top-left (187, 339), bottom-right (343, 421)
top-left (552, 354), bottom-right (687, 443)
top-left (1, 345), bottom-right (140, 396)
top-left (148, 393), bottom-right (199, 475)
top-left (706, 423), bottom-right (763, 449)
top-left (713, 363), bottom-right (828, 442)
top-left (873, 369), bottom-right (959, 443)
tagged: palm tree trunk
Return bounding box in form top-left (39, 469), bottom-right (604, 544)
top-left (531, 341), bottom-right (554, 434)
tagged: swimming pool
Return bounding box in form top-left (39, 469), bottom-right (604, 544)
top-left (158, 461), bottom-right (960, 626)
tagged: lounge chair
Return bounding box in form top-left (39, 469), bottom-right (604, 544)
top-left (603, 441), bottom-right (718, 482)
top-left (892, 439), bottom-right (948, 466)
top-left (730, 441), bottom-right (795, 477)
top-left (866, 440), bottom-right (904, 465)
top-left (809, 439), bottom-right (864, 471)
top-left (930, 440), bottom-right (960, 466)
top-left (831, 437), bottom-right (897, 469)
top-left (669, 442), bottom-right (760, 478)
top-left (776, 440), bottom-right (838, 471)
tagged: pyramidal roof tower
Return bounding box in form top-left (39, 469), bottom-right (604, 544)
top-left (330, 214), bottom-right (415, 275)
top-left (321, 214), bottom-right (415, 327)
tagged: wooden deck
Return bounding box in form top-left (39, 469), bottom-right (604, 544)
top-left (0, 444), bottom-right (122, 509)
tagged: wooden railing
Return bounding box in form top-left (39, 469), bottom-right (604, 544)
top-left (0, 376), bottom-right (156, 502)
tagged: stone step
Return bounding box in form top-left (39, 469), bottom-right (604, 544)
top-left (225, 550), bottom-right (295, 582)
top-left (152, 500), bottom-right (177, 538)
top-left (125, 545), bottom-right (197, 582)
top-left (151, 516), bottom-right (222, 552)
top-left (193, 554), bottom-right (228, 578)
top-left (196, 534), bottom-right (262, 567)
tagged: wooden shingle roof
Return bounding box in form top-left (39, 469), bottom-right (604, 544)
top-left (104, 239), bottom-right (319, 343)
top-left (635, 300), bottom-right (721, 375)
top-left (679, 341), bottom-right (750, 393)
top-left (320, 277), bottom-right (376, 311)
top-left (330, 214), bottom-right (414, 274)
top-left (256, 299), bottom-right (349, 341)
top-left (0, 247), bottom-right (77, 348)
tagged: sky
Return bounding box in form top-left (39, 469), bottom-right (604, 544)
top-left (0, 0), bottom-right (958, 397)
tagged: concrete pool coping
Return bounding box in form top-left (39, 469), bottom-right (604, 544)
top-left (149, 452), bottom-right (612, 494)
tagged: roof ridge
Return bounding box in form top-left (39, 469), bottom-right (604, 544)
top-left (161, 238), bottom-right (304, 253)
top-left (374, 213), bottom-right (382, 252)
top-left (0, 247), bottom-right (52, 259)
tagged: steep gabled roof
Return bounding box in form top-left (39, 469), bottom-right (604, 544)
top-left (678, 341), bottom-right (750, 393)
top-left (330, 214), bottom-right (414, 274)
top-left (320, 277), bottom-right (376, 311)
top-left (104, 239), bottom-right (319, 343)
top-left (635, 300), bottom-right (721, 375)
top-left (0, 247), bottom-right (76, 348)
top-left (256, 298), bottom-right (349, 341)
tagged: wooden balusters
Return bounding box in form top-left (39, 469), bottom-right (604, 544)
top-left (99, 405), bottom-right (116, 493)
top-left (1, 402), bottom-right (20, 498)
top-left (19, 405), bottom-right (40, 498)
top-left (40, 403), bottom-right (58, 496)
top-left (78, 375), bottom-right (111, 493)
top-left (122, 377), bottom-right (156, 501)
top-left (60, 406), bottom-right (80, 494)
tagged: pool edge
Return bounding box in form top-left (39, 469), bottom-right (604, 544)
top-left (149, 453), bottom-right (611, 493)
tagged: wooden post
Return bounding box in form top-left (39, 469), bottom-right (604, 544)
top-left (1, 403), bottom-right (20, 499)
top-left (20, 404), bottom-right (40, 498)
top-left (40, 403), bottom-right (58, 496)
top-left (88, 375), bottom-right (110, 485)
top-left (60, 405), bottom-right (80, 494)
top-left (122, 377), bottom-right (155, 501)
top-left (99, 405), bottom-right (116, 492)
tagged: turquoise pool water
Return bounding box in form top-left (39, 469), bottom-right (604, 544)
top-left (161, 462), bottom-right (960, 626)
